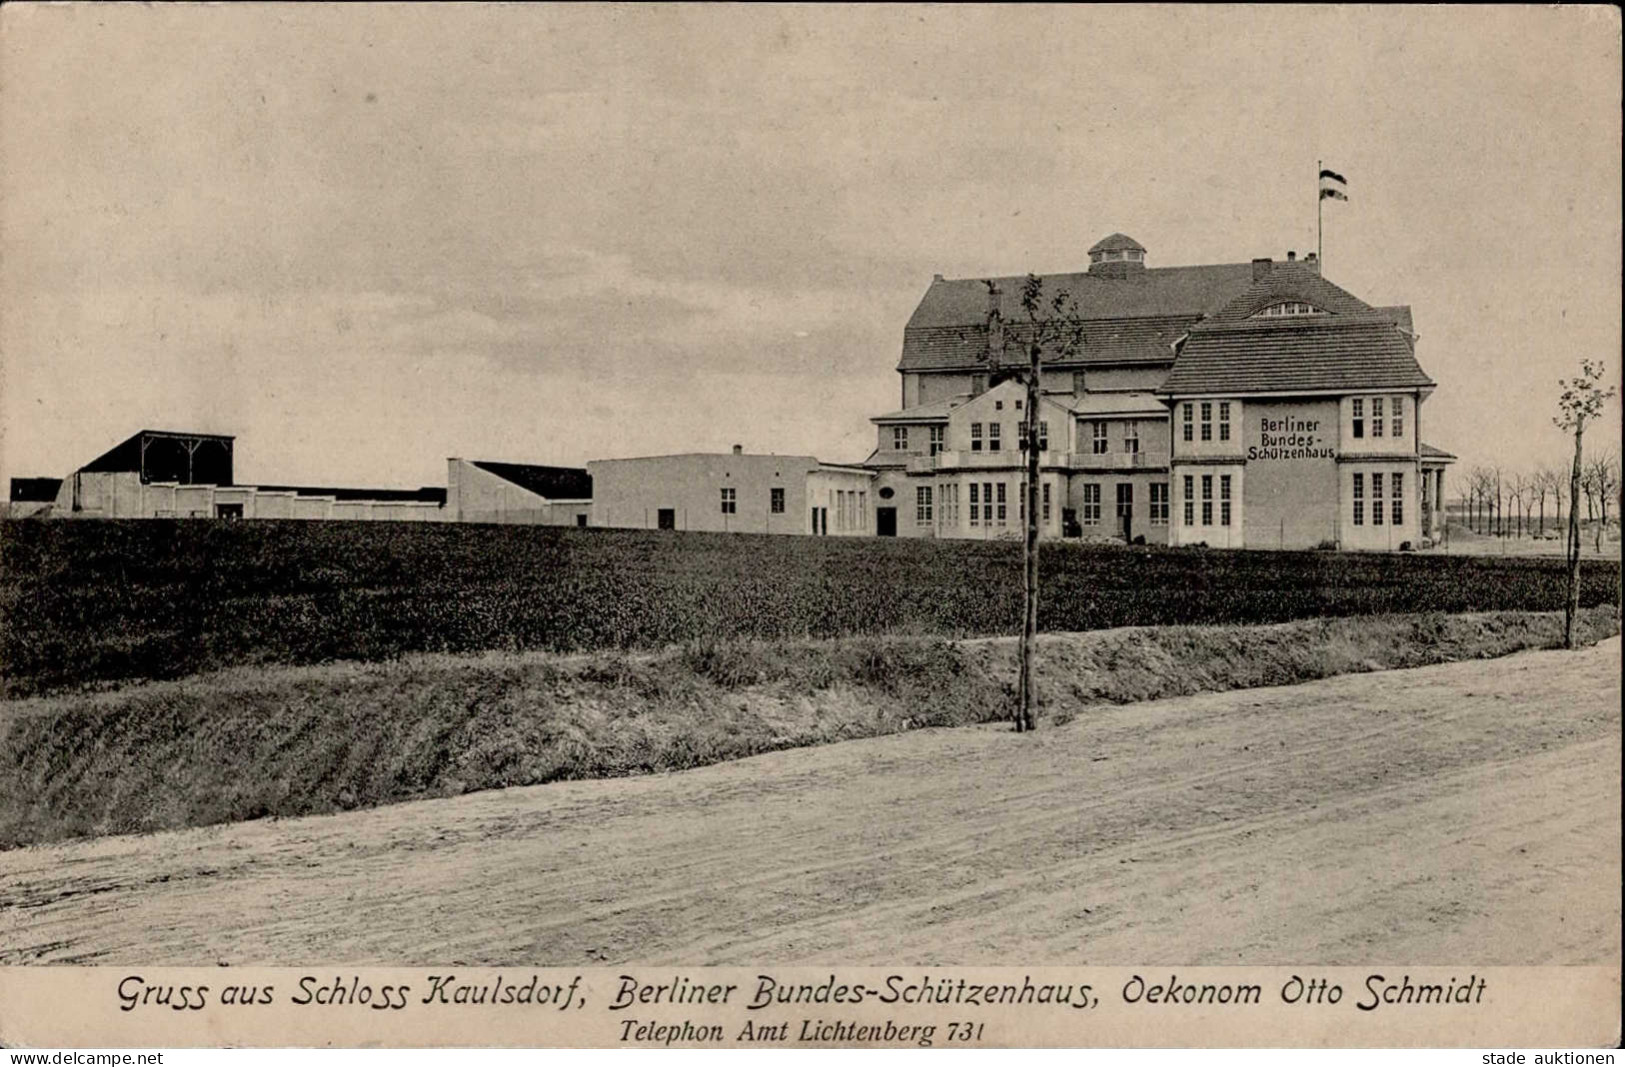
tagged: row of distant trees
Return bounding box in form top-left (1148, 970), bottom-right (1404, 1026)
top-left (1457, 448), bottom-right (1620, 549)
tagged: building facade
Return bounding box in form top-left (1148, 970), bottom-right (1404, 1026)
top-left (588, 447), bottom-right (872, 536)
top-left (866, 234), bottom-right (1452, 550)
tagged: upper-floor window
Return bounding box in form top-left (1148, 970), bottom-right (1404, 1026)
top-left (892, 426), bottom-right (908, 451)
top-left (1351, 398), bottom-right (1365, 439)
top-left (970, 422), bottom-right (983, 452)
top-left (1200, 402), bottom-right (1213, 442)
top-left (1182, 403), bottom-right (1194, 442)
top-left (1218, 402), bottom-right (1232, 442)
top-left (1123, 421), bottom-right (1139, 454)
top-left (929, 426), bottom-right (945, 455)
top-left (1037, 420), bottom-right (1049, 452)
top-left (1252, 301), bottom-right (1324, 317)
top-left (989, 423), bottom-right (1002, 451)
top-left (1091, 422), bottom-right (1108, 455)
top-left (1390, 397), bottom-right (1405, 439)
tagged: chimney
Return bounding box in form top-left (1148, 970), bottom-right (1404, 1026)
top-left (732, 444), bottom-right (742, 455)
top-left (1304, 251), bottom-right (1320, 274)
top-left (932, 273), bottom-right (944, 283)
top-left (1286, 250), bottom-right (1296, 262)
top-left (985, 281), bottom-right (1004, 366)
top-left (1252, 257), bottom-right (1273, 281)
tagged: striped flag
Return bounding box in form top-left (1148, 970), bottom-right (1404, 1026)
top-left (1319, 168), bottom-right (1348, 201)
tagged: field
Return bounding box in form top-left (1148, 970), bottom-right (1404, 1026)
top-left (3, 635), bottom-right (1616, 968)
top-left (1, 519), bottom-right (1619, 698)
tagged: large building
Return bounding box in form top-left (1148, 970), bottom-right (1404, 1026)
top-left (588, 447), bottom-right (873, 535)
top-left (865, 234), bottom-right (1454, 549)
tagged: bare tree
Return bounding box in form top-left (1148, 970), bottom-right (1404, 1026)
top-left (1553, 359), bottom-right (1617, 648)
top-left (984, 274), bottom-right (1086, 733)
top-left (1507, 472), bottom-right (1527, 539)
top-left (1586, 447), bottom-right (1619, 552)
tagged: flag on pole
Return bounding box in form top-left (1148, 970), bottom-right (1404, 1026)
top-left (1319, 168), bottom-right (1348, 201)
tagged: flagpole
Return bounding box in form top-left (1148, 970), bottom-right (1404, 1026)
top-left (1317, 158), bottom-right (1323, 266)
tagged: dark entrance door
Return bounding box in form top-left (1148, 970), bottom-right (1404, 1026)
top-left (1116, 484), bottom-right (1133, 541)
top-left (876, 507), bottom-right (897, 536)
top-left (215, 503), bottom-right (243, 520)
top-left (657, 508), bottom-right (675, 530)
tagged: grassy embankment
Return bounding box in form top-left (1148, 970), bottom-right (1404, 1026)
top-left (1, 607), bottom-right (1615, 849)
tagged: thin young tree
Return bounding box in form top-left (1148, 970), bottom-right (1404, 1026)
top-left (1553, 359), bottom-right (1616, 648)
top-left (982, 274), bottom-right (1087, 733)
top-left (1586, 448), bottom-right (1619, 552)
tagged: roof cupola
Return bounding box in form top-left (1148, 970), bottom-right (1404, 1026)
top-left (1087, 233), bottom-right (1147, 278)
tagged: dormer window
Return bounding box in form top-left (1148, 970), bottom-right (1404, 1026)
top-left (1253, 301), bottom-right (1325, 317)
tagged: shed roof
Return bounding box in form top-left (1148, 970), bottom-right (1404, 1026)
top-left (469, 460), bottom-right (593, 501)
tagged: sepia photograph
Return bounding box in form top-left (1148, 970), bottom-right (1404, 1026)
top-left (0, 2), bottom-right (1619, 1051)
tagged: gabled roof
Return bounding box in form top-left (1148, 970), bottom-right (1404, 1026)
top-left (470, 460), bottom-right (592, 500)
top-left (1088, 232), bottom-right (1146, 254)
top-left (1161, 314), bottom-right (1435, 396)
top-left (899, 264), bottom-right (1256, 373)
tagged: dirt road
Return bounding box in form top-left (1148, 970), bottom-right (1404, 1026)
top-left (2, 638), bottom-right (1618, 965)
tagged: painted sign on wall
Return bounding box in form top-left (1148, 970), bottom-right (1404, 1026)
top-left (1249, 415), bottom-right (1336, 461)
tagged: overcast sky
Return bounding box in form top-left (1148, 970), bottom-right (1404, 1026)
top-left (2, 4), bottom-right (1619, 492)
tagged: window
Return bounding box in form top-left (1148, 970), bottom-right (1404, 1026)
top-left (929, 426), bottom-right (945, 455)
top-left (1082, 483), bottom-right (1102, 525)
top-left (996, 482), bottom-right (1007, 525)
top-left (940, 483), bottom-right (956, 525)
top-left (1183, 475), bottom-right (1195, 526)
top-left (1218, 402), bottom-right (1231, 442)
top-left (1253, 301), bottom-right (1323, 317)
top-left (1092, 421), bottom-right (1109, 455)
top-left (892, 426), bottom-right (908, 451)
top-left (1182, 403), bottom-right (1194, 442)
top-left (969, 483), bottom-right (980, 526)
top-left (1371, 397), bottom-right (1384, 438)
top-left (770, 487), bottom-right (784, 514)
top-left (1042, 482), bottom-right (1052, 524)
top-left (1392, 472), bottom-right (1404, 526)
top-left (989, 423), bottom-right (1002, 451)
top-left (1220, 475), bottom-right (1232, 526)
top-left (720, 487), bottom-right (736, 514)
top-left (1014, 399), bottom-right (1022, 411)
top-left (1150, 482), bottom-right (1169, 525)
top-left (1371, 473), bottom-right (1384, 526)
top-left (971, 422), bottom-right (983, 452)
top-left (1123, 421), bottom-right (1139, 454)
top-left (1352, 398), bottom-right (1365, 439)
top-left (858, 491), bottom-right (866, 526)
top-left (982, 482), bottom-right (994, 525)
top-left (995, 400), bottom-right (1003, 411)
top-left (1391, 397), bottom-right (1405, 439)
top-left (1352, 473), bottom-right (1365, 526)
top-left (1116, 483), bottom-right (1133, 523)
top-left (1201, 475), bottom-right (1213, 526)
top-left (916, 486), bottom-right (933, 525)
top-left (1038, 420), bottom-right (1049, 452)
top-left (1200, 402), bottom-right (1213, 442)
